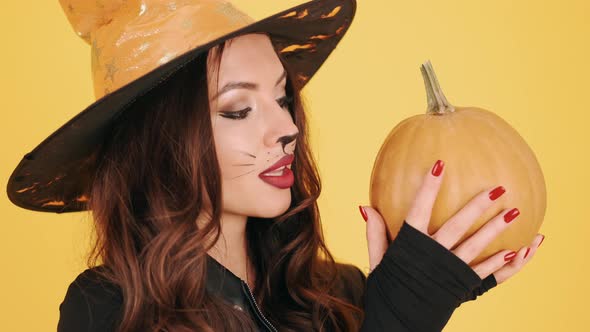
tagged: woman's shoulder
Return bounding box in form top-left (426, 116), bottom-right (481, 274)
top-left (57, 266), bottom-right (123, 332)
top-left (334, 261), bottom-right (367, 285)
top-left (324, 261), bottom-right (367, 308)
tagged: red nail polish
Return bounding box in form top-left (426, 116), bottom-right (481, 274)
top-left (504, 208), bottom-right (520, 223)
top-left (537, 235), bottom-right (545, 248)
top-left (489, 186), bottom-right (506, 201)
top-left (504, 251), bottom-right (517, 261)
top-left (524, 247), bottom-right (531, 259)
top-left (359, 205), bottom-right (368, 222)
top-left (431, 160), bottom-right (444, 177)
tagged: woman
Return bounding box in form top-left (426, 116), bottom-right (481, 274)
top-left (6, 1), bottom-right (543, 331)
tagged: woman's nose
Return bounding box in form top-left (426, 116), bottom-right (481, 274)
top-left (263, 99), bottom-right (299, 149)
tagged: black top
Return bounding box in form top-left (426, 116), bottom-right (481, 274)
top-left (57, 221), bottom-right (496, 331)
top-left (359, 221), bottom-right (497, 331)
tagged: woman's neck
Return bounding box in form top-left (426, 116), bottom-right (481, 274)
top-left (198, 211), bottom-right (256, 289)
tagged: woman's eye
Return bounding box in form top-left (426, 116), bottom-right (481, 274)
top-left (277, 95), bottom-right (293, 110)
top-left (219, 96), bottom-right (292, 121)
top-left (220, 107), bottom-right (251, 120)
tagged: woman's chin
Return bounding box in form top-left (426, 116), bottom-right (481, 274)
top-left (252, 199), bottom-right (292, 219)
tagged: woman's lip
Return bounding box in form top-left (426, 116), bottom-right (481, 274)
top-left (259, 154), bottom-right (294, 175)
top-left (259, 167), bottom-right (294, 189)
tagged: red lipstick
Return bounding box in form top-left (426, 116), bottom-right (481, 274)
top-left (259, 154), bottom-right (295, 189)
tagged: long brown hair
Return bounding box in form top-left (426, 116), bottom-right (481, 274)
top-left (87, 35), bottom-right (363, 332)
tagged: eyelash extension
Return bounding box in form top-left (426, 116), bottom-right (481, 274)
top-left (220, 95), bottom-right (293, 120)
top-left (278, 95), bottom-right (293, 109)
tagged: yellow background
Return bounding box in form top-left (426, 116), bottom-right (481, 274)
top-left (1, 0), bottom-right (588, 330)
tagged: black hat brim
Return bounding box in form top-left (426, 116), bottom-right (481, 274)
top-left (7, 0), bottom-right (356, 213)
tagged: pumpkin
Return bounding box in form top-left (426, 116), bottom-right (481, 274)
top-left (369, 60), bottom-right (546, 265)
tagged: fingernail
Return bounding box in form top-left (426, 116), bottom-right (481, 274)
top-left (537, 235), bottom-right (545, 248)
top-left (489, 186), bottom-right (506, 201)
top-left (359, 205), bottom-right (368, 222)
top-left (431, 160), bottom-right (444, 177)
top-left (504, 251), bottom-right (517, 261)
top-left (504, 208), bottom-right (520, 223)
top-left (524, 247), bottom-right (531, 259)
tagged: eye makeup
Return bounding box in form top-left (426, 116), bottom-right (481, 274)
top-left (219, 95), bottom-right (293, 120)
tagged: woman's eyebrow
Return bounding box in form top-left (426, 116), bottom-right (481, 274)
top-left (212, 70), bottom-right (287, 100)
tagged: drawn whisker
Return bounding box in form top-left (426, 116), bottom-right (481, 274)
top-left (236, 150), bottom-right (256, 158)
top-left (231, 169), bottom-right (258, 179)
top-left (232, 163), bottom-right (255, 166)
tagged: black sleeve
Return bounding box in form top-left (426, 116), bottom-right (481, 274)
top-left (465, 274), bottom-right (497, 302)
top-left (359, 220), bottom-right (496, 332)
top-left (57, 268), bottom-right (122, 332)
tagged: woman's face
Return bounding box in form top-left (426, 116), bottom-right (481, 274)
top-left (207, 33), bottom-right (299, 219)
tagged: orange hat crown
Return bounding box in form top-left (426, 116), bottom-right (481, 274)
top-left (59, 0), bottom-right (254, 99)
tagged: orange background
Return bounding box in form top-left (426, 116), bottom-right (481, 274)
top-left (1, 0), bottom-right (588, 330)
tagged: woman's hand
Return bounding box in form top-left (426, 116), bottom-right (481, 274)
top-left (361, 159), bottom-right (545, 285)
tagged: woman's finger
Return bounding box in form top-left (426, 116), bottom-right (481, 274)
top-left (494, 234), bottom-right (545, 284)
top-left (361, 205), bottom-right (390, 273)
top-left (452, 207), bottom-right (520, 264)
top-left (405, 159), bottom-right (445, 233)
top-left (432, 186), bottom-right (506, 250)
top-left (470, 249), bottom-right (518, 279)
top-left (521, 234), bottom-right (544, 264)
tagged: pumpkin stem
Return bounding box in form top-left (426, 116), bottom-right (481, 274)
top-left (421, 60), bottom-right (455, 114)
